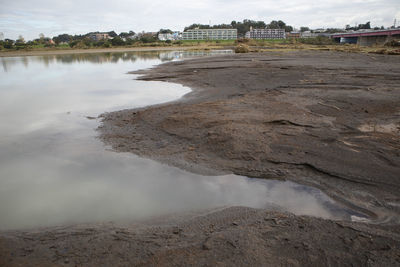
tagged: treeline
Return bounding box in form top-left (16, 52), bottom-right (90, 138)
top-left (184, 19), bottom-right (294, 36)
top-left (0, 30), bottom-right (168, 50)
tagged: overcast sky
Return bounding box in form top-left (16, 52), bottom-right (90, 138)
top-left (1, 0), bottom-right (399, 40)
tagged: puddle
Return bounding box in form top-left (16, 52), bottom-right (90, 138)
top-left (0, 51), bottom-right (363, 230)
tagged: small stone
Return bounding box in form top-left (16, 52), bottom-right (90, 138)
top-left (172, 227), bottom-right (182, 234)
top-left (202, 243), bottom-right (210, 250)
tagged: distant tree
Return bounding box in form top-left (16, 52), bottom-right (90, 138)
top-left (267, 20), bottom-right (285, 29)
top-left (111, 36), bottom-right (125, 46)
top-left (345, 21), bottom-right (371, 31)
top-left (267, 20), bottom-right (293, 32)
top-left (158, 29), bottom-right (173, 34)
top-left (230, 19), bottom-right (266, 36)
top-left (119, 31), bottom-right (136, 38)
top-left (325, 28), bottom-right (344, 33)
top-left (2, 39), bottom-right (14, 49)
top-left (358, 21), bottom-right (371, 29)
top-left (184, 22), bottom-right (233, 32)
top-left (300, 27), bottom-right (310, 32)
top-left (69, 40), bottom-right (79, 48)
top-left (53, 34), bottom-right (73, 44)
top-left (108, 31), bottom-right (118, 37)
top-left (0, 32), bottom-right (4, 40)
top-left (139, 33), bottom-right (157, 43)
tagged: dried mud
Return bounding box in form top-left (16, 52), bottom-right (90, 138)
top-left (1, 50), bottom-right (400, 266)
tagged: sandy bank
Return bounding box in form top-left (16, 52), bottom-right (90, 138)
top-left (0, 45), bottom-right (223, 57)
top-left (100, 51), bottom-right (400, 224)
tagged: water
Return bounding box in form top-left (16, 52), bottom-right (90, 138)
top-left (0, 51), bottom-right (356, 230)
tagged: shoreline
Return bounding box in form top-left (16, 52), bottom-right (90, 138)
top-left (0, 45), bottom-right (225, 57)
top-left (100, 50), bottom-right (400, 225)
top-left (1, 50), bottom-right (400, 266)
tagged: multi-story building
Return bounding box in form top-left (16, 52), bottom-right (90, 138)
top-left (182, 29), bottom-right (237, 40)
top-left (245, 28), bottom-right (286, 39)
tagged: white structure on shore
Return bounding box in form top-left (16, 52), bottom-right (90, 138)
top-left (158, 32), bottom-right (182, 41)
top-left (245, 28), bottom-right (286, 39)
top-left (182, 29), bottom-right (237, 40)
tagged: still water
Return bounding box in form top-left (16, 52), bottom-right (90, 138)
top-left (0, 51), bottom-right (355, 230)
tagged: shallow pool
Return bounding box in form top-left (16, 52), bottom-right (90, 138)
top-left (0, 51), bottom-right (357, 230)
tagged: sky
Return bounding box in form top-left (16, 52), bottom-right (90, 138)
top-left (1, 0), bottom-right (399, 40)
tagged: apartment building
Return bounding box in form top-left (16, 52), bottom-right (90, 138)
top-left (182, 29), bottom-right (237, 40)
top-left (245, 28), bottom-right (286, 39)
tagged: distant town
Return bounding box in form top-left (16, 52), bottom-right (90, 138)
top-left (1, 19), bottom-right (399, 50)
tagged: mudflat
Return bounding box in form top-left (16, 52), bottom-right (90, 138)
top-left (0, 46), bottom-right (218, 57)
top-left (1, 50), bottom-right (400, 266)
top-left (102, 51), bottom-right (400, 223)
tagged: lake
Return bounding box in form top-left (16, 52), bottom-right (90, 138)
top-left (0, 50), bottom-right (357, 230)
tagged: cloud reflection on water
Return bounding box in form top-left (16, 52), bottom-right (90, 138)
top-left (0, 51), bottom-right (348, 230)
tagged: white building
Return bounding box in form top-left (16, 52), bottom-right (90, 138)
top-left (158, 32), bottom-right (182, 41)
top-left (182, 29), bottom-right (237, 40)
top-left (245, 28), bottom-right (286, 39)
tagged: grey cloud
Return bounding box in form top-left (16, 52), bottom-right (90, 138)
top-left (0, 0), bottom-right (399, 40)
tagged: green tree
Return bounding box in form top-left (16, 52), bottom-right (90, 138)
top-left (159, 29), bottom-right (173, 34)
top-left (111, 36), bottom-right (125, 46)
top-left (3, 39), bottom-right (14, 49)
top-left (300, 27), bottom-right (310, 32)
top-left (267, 20), bottom-right (293, 32)
top-left (108, 31), bottom-right (118, 37)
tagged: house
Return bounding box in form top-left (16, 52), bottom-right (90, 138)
top-left (286, 32), bottom-right (301, 38)
top-left (158, 32), bottom-right (182, 41)
top-left (88, 33), bottom-right (111, 41)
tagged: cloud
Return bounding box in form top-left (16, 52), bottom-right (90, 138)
top-left (0, 0), bottom-right (399, 40)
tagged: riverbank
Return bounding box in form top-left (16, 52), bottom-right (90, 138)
top-left (1, 42), bottom-right (399, 58)
top-left (1, 50), bottom-right (400, 266)
top-left (1, 207), bottom-right (399, 266)
top-left (0, 45), bottom-right (222, 57)
top-left (101, 51), bottom-right (400, 224)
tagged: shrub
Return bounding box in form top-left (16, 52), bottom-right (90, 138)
top-left (235, 44), bottom-right (250, 53)
top-left (384, 39), bottom-right (400, 47)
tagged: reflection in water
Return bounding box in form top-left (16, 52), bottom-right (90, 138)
top-left (0, 50), bottom-right (233, 72)
top-left (0, 51), bottom-right (355, 230)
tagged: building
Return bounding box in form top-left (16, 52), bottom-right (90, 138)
top-left (88, 33), bottom-right (111, 41)
top-left (182, 29), bottom-right (237, 40)
top-left (158, 32), bottom-right (182, 41)
top-left (245, 28), bottom-right (285, 39)
top-left (286, 32), bottom-right (301, 38)
top-left (300, 31), bottom-right (316, 38)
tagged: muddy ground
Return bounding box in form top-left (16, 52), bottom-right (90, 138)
top-left (1, 51), bottom-right (400, 266)
top-left (102, 51), bottom-right (400, 223)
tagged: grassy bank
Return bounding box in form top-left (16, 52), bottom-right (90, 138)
top-left (1, 38), bottom-right (399, 57)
